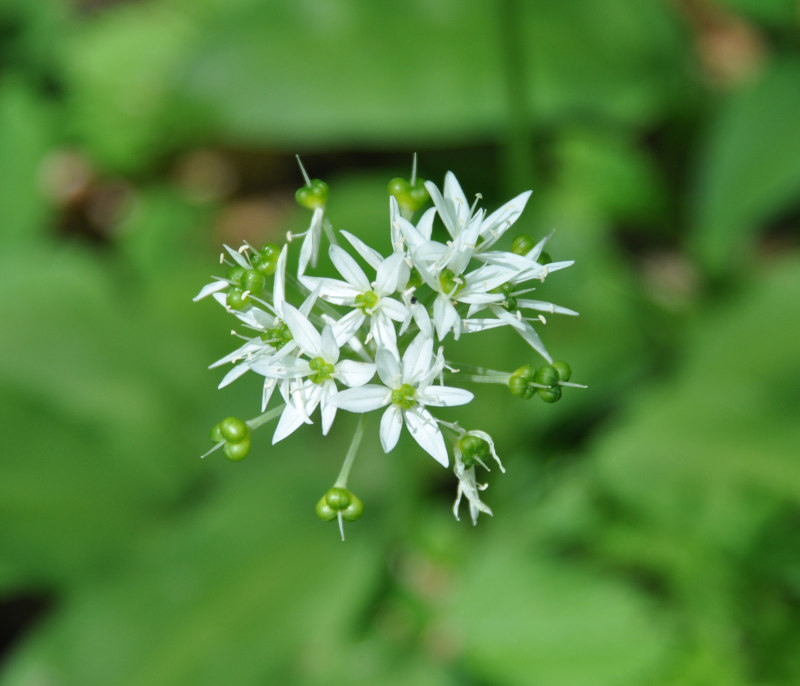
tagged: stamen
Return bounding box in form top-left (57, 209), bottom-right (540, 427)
top-left (470, 193), bottom-right (483, 215)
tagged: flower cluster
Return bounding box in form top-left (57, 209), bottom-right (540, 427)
top-left (196, 156), bottom-right (582, 538)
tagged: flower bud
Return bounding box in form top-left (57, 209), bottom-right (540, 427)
top-left (533, 365), bottom-right (560, 389)
top-left (509, 364), bottom-right (536, 399)
top-left (552, 360), bottom-right (572, 382)
top-left (219, 416), bottom-right (249, 443)
top-left (224, 437), bottom-right (250, 461)
top-left (512, 234), bottom-right (535, 255)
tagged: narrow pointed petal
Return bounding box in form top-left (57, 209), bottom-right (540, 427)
top-left (516, 299), bottom-right (579, 316)
top-left (193, 280), bottom-right (229, 301)
top-left (282, 303), bottom-right (322, 356)
top-left (334, 385), bottom-right (392, 412)
top-left (320, 325), bottom-right (339, 363)
top-left (272, 402), bottom-right (311, 444)
top-left (272, 245), bottom-right (288, 315)
top-left (224, 244), bottom-right (251, 269)
top-left (217, 363), bottom-right (250, 389)
top-left (329, 244), bottom-right (370, 291)
top-left (335, 360), bottom-right (376, 387)
top-left (341, 230), bottom-right (383, 270)
top-left (418, 385), bottom-right (474, 407)
top-left (375, 252), bottom-right (409, 295)
top-left (371, 310), bottom-right (399, 358)
top-left (375, 348), bottom-right (402, 387)
top-left (320, 382), bottom-right (337, 435)
top-left (402, 334), bottom-right (433, 384)
top-left (432, 295), bottom-right (459, 340)
top-left (380, 406), bottom-right (403, 453)
top-left (404, 408), bottom-right (448, 467)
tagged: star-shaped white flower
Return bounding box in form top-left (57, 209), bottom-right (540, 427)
top-left (301, 243), bottom-right (410, 355)
top-left (334, 334), bottom-right (473, 466)
top-left (269, 303), bottom-right (375, 443)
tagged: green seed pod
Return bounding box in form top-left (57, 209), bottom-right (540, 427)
top-left (315, 496), bottom-right (337, 521)
top-left (458, 434), bottom-right (491, 468)
top-left (552, 360), bottom-right (572, 382)
top-left (539, 251), bottom-right (552, 265)
top-left (538, 386), bottom-right (562, 403)
top-left (224, 437), bottom-right (250, 461)
top-left (295, 179), bottom-right (329, 209)
top-left (226, 287), bottom-right (249, 310)
top-left (210, 423), bottom-right (224, 443)
top-left (252, 244), bottom-right (280, 276)
top-left (342, 493), bottom-right (364, 521)
top-left (226, 266), bottom-right (246, 286)
top-left (241, 269), bottom-right (265, 294)
top-left (220, 416), bottom-right (249, 443)
top-left (405, 178), bottom-right (429, 211)
top-left (324, 487), bottom-right (352, 511)
top-left (387, 177), bottom-right (410, 199)
top-left (512, 234), bottom-right (535, 255)
top-left (509, 364), bottom-right (535, 397)
top-left (533, 365), bottom-right (559, 388)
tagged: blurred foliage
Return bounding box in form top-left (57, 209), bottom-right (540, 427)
top-left (1, 0), bottom-right (800, 684)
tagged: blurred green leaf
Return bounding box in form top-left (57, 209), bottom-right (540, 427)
top-left (692, 59), bottom-right (800, 275)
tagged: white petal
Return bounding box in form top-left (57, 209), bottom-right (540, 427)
top-left (404, 408), bottom-right (448, 467)
top-left (335, 360), bottom-right (376, 387)
top-left (282, 303), bottom-right (321, 356)
top-left (193, 280), bottom-right (229, 301)
top-left (516, 299), bottom-right (579, 316)
top-left (371, 311), bottom-right (399, 358)
top-left (300, 276), bottom-right (360, 305)
top-left (416, 207), bottom-right (436, 241)
top-left (223, 244), bottom-right (251, 269)
top-left (332, 309), bottom-right (366, 348)
top-left (320, 382), bottom-right (337, 435)
top-left (334, 385), bottom-right (391, 412)
top-left (492, 306), bottom-right (552, 362)
top-left (217, 363), bottom-right (250, 389)
top-left (272, 402), bottom-right (311, 444)
top-left (375, 348), bottom-right (402, 387)
top-left (375, 252), bottom-right (409, 295)
top-left (443, 171), bottom-right (470, 228)
top-left (432, 295), bottom-right (459, 340)
top-left (418, 385), bottom-right (474, 407)
top-left (401, 334), bottom-right (433, 384)
top-left (380, 297), bottom-right (409, 322)
top-left (341, 230), bottom-right (383, 270)
top-left (261, 378), bottom-right (277, 411)
top-left (380, 405), bottom-right (403, 453)
top-left (479, 190), bottom-right (532, 248)
top-left (320, 325), bottom-right (339, 363)
top-left (329, 244), bottom-right (370, 291)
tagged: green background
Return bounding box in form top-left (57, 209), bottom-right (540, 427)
top-left (2, 0), bottom-right (800, 684)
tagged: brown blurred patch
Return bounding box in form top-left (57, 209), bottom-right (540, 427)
top-left (672, 0), bottom-right (766, 88)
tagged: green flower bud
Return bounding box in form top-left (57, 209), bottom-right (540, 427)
top-left (552, 360), bottom-right (572, 382)
top-left (509, 364), bottom-right (535, 398)
top-left (324, 487), bottom-right (352, 511)
top-left (458, 434), bottom-right (491, 468)
top-left (219, 416), bottom-right (249, 443)
top-left (342, 493), bottom-right (364, 521)
top-left (226, 266), bottom-right (246, 286)
top-left (538, 386), bottom-right (562, 403)
top-left (315, 496), bottom-right (337, 521)
top-left (512, 234), bottom-right (535, 255)
top-left (210, 423), bottom-right (224, 443)
top-left (389, 177), bottom-right (429, 213)
top-left (295, 179), bottom-right (329, 210)
top-left (224, 437), bottom-right (250, 461)
top-left (226, 287), bottom-right (249, 310)
top-left (533, 365), bottom-right (560, 389)
top-left (241, 269), bottom-right (265, 294)
top-left (252, 243), bottom-right (280, 276)
top-left (387, 177), bottom-right (409, 199)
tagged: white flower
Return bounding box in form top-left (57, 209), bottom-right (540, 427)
top-left (452, 430), bottom-right (505, 525)
top-left (269, 303), bottom-right (375, 443)
top-left (334, 334), bottom-right (473, 466)
top-left (301, 243), bottom-right (409, 355)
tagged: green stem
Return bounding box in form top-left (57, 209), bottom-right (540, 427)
top-left (334, 415), bottom-right (367, 488)
top-left (247, 403), bottom-right (285, 430)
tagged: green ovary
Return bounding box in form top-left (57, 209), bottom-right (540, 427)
top-left (391, 383), bottom-right (417, 410)
top-left (309, 356), bottom-right (335, 384)
top-left (355, 290), bottom-right (379, 312)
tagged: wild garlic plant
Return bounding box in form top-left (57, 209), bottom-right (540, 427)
top-left (195, 156), bottom-right (583, 539)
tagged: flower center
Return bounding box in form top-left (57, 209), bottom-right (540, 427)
top-left (308, 356), bottom-right (335, 384)
top-left (354, 290), bottom-right (379, 312)
top-left (261, 320), bottom-right (292, 348)
top-left (391, 383), bottom-right (417, 410)
top-left (439, 269), bottom-right (464, 298)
